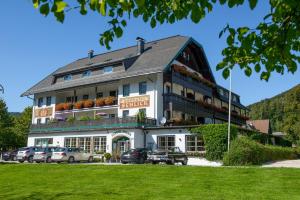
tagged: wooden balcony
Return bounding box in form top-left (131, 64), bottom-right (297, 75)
top-left (30, 117), bottom-right (157, 133)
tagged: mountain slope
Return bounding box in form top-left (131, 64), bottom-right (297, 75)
top-left (248, 84), bottom-right (300, 143)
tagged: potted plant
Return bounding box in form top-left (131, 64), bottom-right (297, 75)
top-left (104, 153), bottom-right (112, 163)
top-left (83, 99), bottom-right (94, 108)
top-left (74, 101), bottom-right (83, 109)
top-left (104, 96), bottom-right (116, 105)
top-left (79, 116), bottom-right (91, 121)
top-left (136, 110), bottom-right (146, 123)
top-left (55, 103), bottom-right (64, 111)
top-left (95, 98), bottom-right (105, 107)
top-left (63, 102), bottom-right (73, 110)
top-left (66, 116), bottom-right (75, 123)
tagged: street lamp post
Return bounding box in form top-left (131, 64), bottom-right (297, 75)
top-left (227, 70), bottom-right (232, 152)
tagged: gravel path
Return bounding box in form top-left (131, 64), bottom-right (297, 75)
top-left (262, 160), bottom-right (300, 168)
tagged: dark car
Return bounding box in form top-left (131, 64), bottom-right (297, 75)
top-left (16, 147), bottom-right (39, 163)
top-left (121, 148), bottom-right (148, 164)
top-left (2, 150), bottom-right (18, 161)
top-left (148, 147), bottom-right (188, 165)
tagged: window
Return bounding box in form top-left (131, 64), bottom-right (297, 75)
top-left (66, 96), bottom-right (77, 103)
top-left (103, 66), bottom-right (113, 74)
top-left (122, 110), bottom-right (129, 118)
top-left (139, 81), bottom-right (147, 95)
top-left (37, 119), bottom-right (41, 124)
top-left (79, 137), bottom-right (91, 153)
top-left (109, 114), bottom-right (116, 118)
top-left (166, 111), bottom-right (171, 120)
top-left (186, 135), bottom-right (205, 152)
top-left (83, 95), bottom-right (89, 100)
top-left (96, 92), bottom-right (103, 98)
top-left (38, 97), bottom-right (43, 107)
top-left (64, 74), bottom-right (72, 81)
top-left (35, 138), bottom-right (53, 146)
top-left (157, 136), bottom-right (175, 150)
top-left (65, 137), bottom-right (77, 148)
top-left (45, 118), bottom-right (50, 124)
top-left (166, 85), bottom-right (171, 94)
top-left (181, 90), bottom-right (185, 97)
top-left (46, 96), bottom-right (51, 106)
top-left (82, 70), bottom-right (91, 77)
top-left (109, 91), bottom-right (117, 97)
top-left (219, 88), bottom-right (224, 96)
top-left (181, 113), bottom-right (185, 120)
top-left (93, 137), bottom-right (106, 153)
top-left (123, 84), bottom-right (130, 96)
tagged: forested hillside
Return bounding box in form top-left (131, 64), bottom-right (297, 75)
top-left (248, 84), bottom-right (300, 144)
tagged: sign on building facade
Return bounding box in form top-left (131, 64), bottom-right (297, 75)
top-left (119, 95), bottom-right (150, 109)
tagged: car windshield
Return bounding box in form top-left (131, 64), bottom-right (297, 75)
top-left (18, 147), bottom-right (29, 151)
top-left (34, 147), bottom-right (44, 152)
top-left (54, 148), bottom-right (66, 152)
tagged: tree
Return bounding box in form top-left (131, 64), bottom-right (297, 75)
top-left (0, 98), bottom-right (15, 150)
top-left (12, 107), bottom-right (32, 148)
top-left (31, 0), bottom-right (300, 81)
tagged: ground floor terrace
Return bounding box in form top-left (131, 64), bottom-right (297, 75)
top-left (28, 126), bottom-right (204, 157)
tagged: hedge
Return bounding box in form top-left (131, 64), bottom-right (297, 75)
top-left (223, 137), bottom-right (299, 166)
top-left (191, 124), bottom-right (238, 161)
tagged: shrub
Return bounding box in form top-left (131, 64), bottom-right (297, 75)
top-left (74, 101), bottom-right (83, 109)
top-left (223, 137), bottom-right (298, 166)
top-left (83, 99), bottom-right (94, 108)
top-left (63, 103), bottom-right (73, 110)
top-left (104, 96), bottom-right (116, 105)
top-left (66, 116), bottom-right (75, 123)
top-left (95, 98), bottom-right (105, 107)
top-left (104, 153), bottom-right (112, 161)
top-left (191, 124), bottom-right (238, 161)
top-left (79, 116), bottom-right (91, 121)
top-left (55, 103), bottom-right (64, 111)
top-left (136, 110), bottom-right (146, 123)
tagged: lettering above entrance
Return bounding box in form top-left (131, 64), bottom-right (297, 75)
top-left (120, 95), bottom-right (150, 109)
top-left (34, 107), bottom-right (53, 118)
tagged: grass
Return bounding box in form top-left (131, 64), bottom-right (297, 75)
top-left (0, 164), bottom-right (300, 200)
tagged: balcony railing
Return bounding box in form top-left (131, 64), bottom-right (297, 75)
top-left (30, 117), bottom-right (157, 133)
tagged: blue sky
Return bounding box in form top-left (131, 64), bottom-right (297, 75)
top-left (0, 1), bottom-right (299, 112)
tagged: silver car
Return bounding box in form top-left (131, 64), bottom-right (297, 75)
top-left (33, 147), bottom-right (58, 163)
top-left (16, 147), bottom-right (39, 163)
top-left (51, 147), bottom-right (93, 163)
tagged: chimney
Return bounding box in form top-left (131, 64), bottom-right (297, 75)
top-left (88, 50), bottom-right (94, 59)
top-left (136, 37), bottom-right (145, 55)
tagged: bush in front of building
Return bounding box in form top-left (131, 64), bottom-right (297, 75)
top-left (191, 124), bottom-right (238, 161)
top-left (223, 136), bottom-right (298, 166)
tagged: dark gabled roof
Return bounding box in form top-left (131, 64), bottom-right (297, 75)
top-left (22, 35), bottom-right (190, 96)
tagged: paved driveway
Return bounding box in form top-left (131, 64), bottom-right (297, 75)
top-left (262, 160), bottom-right (300, 168)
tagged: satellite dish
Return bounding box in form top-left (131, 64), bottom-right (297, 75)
top-left (160, 117), bottom-right (167, 125)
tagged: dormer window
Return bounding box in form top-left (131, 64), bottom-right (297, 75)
top-left (82, 70), bottom-right (91, 77)
top-left (64, 74), bottom-right (72, 81)
top-left (103, 66), bottom-right (113, 74)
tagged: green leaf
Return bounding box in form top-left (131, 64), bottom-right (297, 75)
top-left (218, 30), bottom-right (224, 38)
top-left (40, 3), bottom-right (50, 16)
top-left (244, 67), bottom-right (252, 76)
top-left (54, 11), bottom-right (65, 23)
top-left (80, 5), bottom-right (87, 15)
top-left (55, 1), bottom-right (68, 12)
top-left (100, 0), bottom-right (107, 16)
top-left (150, 17), bottom-right (156, 28)
top-left (191, 6), bottom-right (202, 23)
top-left (254, 64), bottom-right (261, 73)
top-left (237, 27), bottom-right (249, 35)
top-left (121, 20), bottom-right (127, 27)
top-left (260, 72), bottom-right (270, 81)
top-left (222, 68), bottom-right (230, 79)
top-left (114, 27), bottom-right (123, 38)
top-left (136, 0), bottom-right (145, 7)
top-left (249, 0), bottom-right (258, 10)
top-left (32, 0), bottom-right (40, 9)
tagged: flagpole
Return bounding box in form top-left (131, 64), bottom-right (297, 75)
top-left (227, 70), bottom-right (232, 152)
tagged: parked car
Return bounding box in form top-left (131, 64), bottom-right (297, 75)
top-left (51, 147), bottom-right (93, 163)
top-left (1, 150), bottom-right (18, 161)
top-left (16, 147), bottom-right (39, 163)
top-left (33, 147), bottom-right (58, 163)
top-left (148, 147), bottom-right (188, 165)
top-left (120, 148), bottom-right (149, 164)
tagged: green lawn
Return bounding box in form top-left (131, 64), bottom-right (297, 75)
top-left (0, 164), bottom-right (300, 200)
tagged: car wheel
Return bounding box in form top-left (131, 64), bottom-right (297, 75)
top-left (121, 161), bottom-right (127, 164)
top-left (18, 160), bottom-right (24, 163)
top-left (88, 156), bottom-right (93, 163)
top-left (182, 157), bottom-right (188, 166)
top-left (152, 161), bottom-right (158, 165)
top-left (68, 156), bottom-right (75, 163)
top-left (28, 156), bottom-right (34, 163)
top-left (56, 161), bottom-right (61, 164)
top-left (36, 161), bottom-right (40, 163)
top-left (12, 156), bottom-right (17, 161)
top-left (46, 157), bottom-right (52, 163)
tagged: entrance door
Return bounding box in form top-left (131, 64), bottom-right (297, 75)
top-left (112, 136), bottom-right (130, 160)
